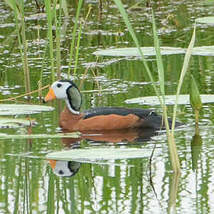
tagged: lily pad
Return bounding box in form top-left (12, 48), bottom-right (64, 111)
top-left (46, 148), bottom-right (152, 161)
top-left (0, 104), bottom-right (54, 115)
top-left (125, 94), bottom-right (214, 105)
top-left (0, 118), bottom-right (35, 128)
top-left (93, 47), bottom-right (186, 57)
top-left (0, 132), bottom-right (80, 139)
top-left (196, 17), bottom-right (214, 25)
top-left (192, 46), bottom-right (214, 56)
top-left (93, 46), bottom-right (214, 57)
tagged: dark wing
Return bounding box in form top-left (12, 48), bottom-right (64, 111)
top-left (83, 107), bottom-right (157, 119)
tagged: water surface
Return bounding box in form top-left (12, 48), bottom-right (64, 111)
top-left (0, 0), bottom-right (214, 213)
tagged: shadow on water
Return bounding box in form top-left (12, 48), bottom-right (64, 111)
top-left (61, 128), bottom-right (158, 146)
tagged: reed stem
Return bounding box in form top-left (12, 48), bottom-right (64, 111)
top-left (5, 0), bottom-right (31, 94)
top-left (54, 0), bottom-right (62, 79)
top-left (44, 0), bottom-right (55, 82)
top-left (20, 4), bottom-right (31, 94)
top-left (68, 0), bottom-right (84, 77)
top-left (171, 25), bottom-right (196, 133)
top-left (113, 0), bottom-right (182, 173)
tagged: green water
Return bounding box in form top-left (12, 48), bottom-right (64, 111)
top-left (0, 0), bottom-right (214, 213)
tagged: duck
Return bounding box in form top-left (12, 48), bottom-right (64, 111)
top-left (44, 79), bottom-right (177, 131)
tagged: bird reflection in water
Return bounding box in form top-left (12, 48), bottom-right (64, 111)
top-left (48, 128), bottom-right (159, 177)
top-left (49, 159), bottom-right (81, 177)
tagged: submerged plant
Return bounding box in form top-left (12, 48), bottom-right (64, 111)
top-left (4, 0), bottom-right (31, 95)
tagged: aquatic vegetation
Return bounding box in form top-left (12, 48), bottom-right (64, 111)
top-left (93, 46), bottom-right (214, 57)
top-left (4, 0), bottom-right (31, 94)
top-left (125, 94), bottom-right (214, 105)
top-left (93, 46), bottom-right (186, 57)
top-left (190, 74), bottom-right (202, 127)
top-left (0, 117), bottom-right (35, 128)
top-left (113, 0), bottom-right (183, 173)
top-left (1, 1), bottom-right (214, 213)
top-left (47, 148), bottom-right (154, 162)
top-left (0, 104), bottom-right (54, 115)
top-left (0, 132), bottom-right (80, 139)
top-left (68, 0), bottom-right (84, 77)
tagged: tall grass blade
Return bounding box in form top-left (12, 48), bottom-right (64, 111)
top-left (152, 11), bottom-right (165, 98)
top-left (54, 0), bottom-right (62, 79)
top-left (68, 0), bottom-right (84, 77)
top-left (73, 21), bottom-right (83, 74)
top-left (44, 0), bottom-right (55, 82)
top-left (20, 0), bottom-right (31, 94)
top-left (73, 6), bottom-right (92, 75)
top-left (190, 74), bottom-right (202, 112)
top-left (4, 0), bottom-right (31, 94)
top-left (190, 74), bottom-right (202, 127)
top-left (113, 0), bottom-right (161, 101)
top-left (61, 0), bottom-right (69, 18)
top-left (152, 10), bottom-right (180, 172)
top-left (171, 25), bottom-right (196, 132)
top-left (113, 0), bottom-right (181, 172)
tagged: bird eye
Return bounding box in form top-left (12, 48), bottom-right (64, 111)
top-left (57, 83), bottom-right (62, 88)
top-left (58, 170), bottom-right (64, 175)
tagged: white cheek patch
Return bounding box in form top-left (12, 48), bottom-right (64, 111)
top-left (53, 161), bottom-right (73, 177)
top-left (52, 81), bottom-right (71, 99)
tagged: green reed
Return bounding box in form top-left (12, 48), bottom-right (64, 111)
top-left (190, 74), bottom-right (202, 129)
top-left (44, 0), bottom-right (55, 82)
top-left (44, 0), bottom-right (83, 80)
top-left (113, 0), bottom-right (196, 173)
top-left (68, 0), bottom-right (84, 77)
top-left (55, 0), bottom-right (62, 79)
top-left (4, 0), bottom-right (31, 95)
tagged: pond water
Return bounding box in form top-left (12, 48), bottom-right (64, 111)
top-left (0, 0), bottom-right (214, 213)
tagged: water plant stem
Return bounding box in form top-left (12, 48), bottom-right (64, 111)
top-left (73, 20), bottom-right (83, 75)
top-left (44, 0), bottom-right (55, 82)
top-left (152, 11), bottom-right (180, 173)
top-left (20, 3), bottom-right (31, 94)
top-left (54, 0), bottom-right (62, 79)
top-left (113, 0), bottom-right (182, 173)
top-left (68, 0), bottom-right (84, 77)
top-left (113, 0), bottom-right (161, 104)
top-left (171, 25), bottom-right (196, 132)
top-left (5, 0), bottom-right (31, 94)
top-left (0, 85), bottom-right (50, 102)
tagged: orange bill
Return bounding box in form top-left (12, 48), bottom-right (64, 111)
top-left (48, 159), bottom-right (57, 169)
top-left (44, 88), bottom-right (56, 102)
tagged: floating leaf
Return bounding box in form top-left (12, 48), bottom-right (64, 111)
top-left (93, 47), bottom-right (186, 57)
top-left (0, 104), bottom-right (54, 115)
top-left (0, 118), bottom-right (35, 128)
top-left (125, 94), bottom-right (214, 105)
top-left (192, 46), bottom-right (214, 56)
top-left (46, 148), bottom-right (153, 161)
top-left (93, 46), bottom-right (214, 57)
top-left (0, 132), bottom-right (80, 139)
top-left (196, 17), bottom-right (214, 25)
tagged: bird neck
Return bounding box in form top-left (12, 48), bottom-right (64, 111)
top-left (65, 99), bottom-right (80, 115)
